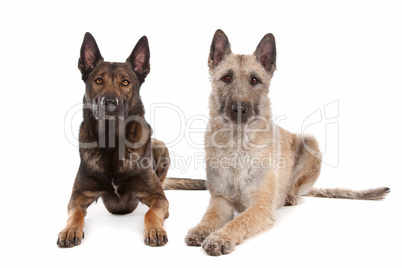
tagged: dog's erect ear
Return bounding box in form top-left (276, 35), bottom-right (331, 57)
top-left (209, 29), bottom-right (231, 69)
top-left (254, 33), bottom-right (276, 73)
top-left (127, 36), bottom-right (150, 84)
top-left (78, 32), bottom-right (103, 81)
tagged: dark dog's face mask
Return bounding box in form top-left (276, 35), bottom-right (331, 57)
top-left (87, 63), bottom-right (136, 121)
top-left (78, 33), bottom-right (150, 121)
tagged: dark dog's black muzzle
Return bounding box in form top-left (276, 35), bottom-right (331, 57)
top-left (92, 93), bottom-right (125, 120)
top-left (101, 96), bottom-right (119, 112)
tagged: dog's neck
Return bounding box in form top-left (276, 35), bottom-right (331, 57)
top-left (79, 107), bottom-right (151, 156)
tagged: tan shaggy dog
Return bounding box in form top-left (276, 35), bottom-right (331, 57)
top-left (185, 29), bottom-right (389, 256)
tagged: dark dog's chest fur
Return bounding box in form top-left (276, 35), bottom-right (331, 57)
top-left (78, 115), bottom-right (154, 193)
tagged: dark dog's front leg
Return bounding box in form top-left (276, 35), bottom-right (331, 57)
top-left (140, 192), bottom-right (169, 247)
top-left (57, 191), bottom-right (101, 247)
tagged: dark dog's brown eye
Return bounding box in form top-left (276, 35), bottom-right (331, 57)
top-left (95, 78), bottom-right (102, 84)
top-left (122, 80), bottom-right (130, 86)
top-left (250, 77), bottom-right (259, 85)
top-left (223, 76), bottom-right (232, 83)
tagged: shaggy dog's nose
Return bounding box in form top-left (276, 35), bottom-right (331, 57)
top-left (231, 104), bottom-right (248, 115)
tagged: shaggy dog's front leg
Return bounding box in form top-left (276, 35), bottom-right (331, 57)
top-left (202, 172), bottom-right (277, 256)
top-left (185, 196), bottom-right (234, 246)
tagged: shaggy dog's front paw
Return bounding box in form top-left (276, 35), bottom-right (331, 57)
top-left (185, 225), bottom-right (212, 247)
top-left (202, 233), bottom-right (235, 256)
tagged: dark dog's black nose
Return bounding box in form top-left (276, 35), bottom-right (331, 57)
top-left (101, 96), bottom-right (119, 112)
top-left (232, 104), bottom-right (248, 115)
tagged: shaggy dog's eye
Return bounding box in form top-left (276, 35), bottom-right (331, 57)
top-left (222, 76), bottom-right (232, 83)
top-left (122, 80), bottom-right (130, 86)
top-left (95, 78), bottom-right (103, 84)
top-left (250, 77), bottom-right (260, 85)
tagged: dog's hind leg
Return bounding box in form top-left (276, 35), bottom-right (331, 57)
top-left (152, 138), bottom-right (207, 190)
top-left (151, 138), bottom-right (170, 183)
top-left (287, 135), bottom-right (389, 201)
top-left (285, 134), bottom-right (322, 206)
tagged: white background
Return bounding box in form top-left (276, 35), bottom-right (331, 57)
top-left (1, 0), bottom-right (401, 267)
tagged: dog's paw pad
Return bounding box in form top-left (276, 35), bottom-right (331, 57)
top-left (185, 226), bottom-right (211, 247)
top-left (202, 233), bottom-right (235, 256)
top-left (284, 195), bottom-right (298, 206)
top-left (144, 228), bottom-right (168, 247)
top-left (57, 227), bottom-right (84, 248)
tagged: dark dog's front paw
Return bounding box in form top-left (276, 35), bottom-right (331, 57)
top-left (57, 226), bottom-right (84, 248)
top-left (144, 227), bottom-right (168, 247)
top-left (185, 225), bottom-right (212, 247)
top-left (202, 233), bottom-right (235, 256)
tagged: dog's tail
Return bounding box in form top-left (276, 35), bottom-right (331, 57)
top-left (163, 178), bottom-right (207, 190)
top-left (303, 187), bottom-right (390, 201)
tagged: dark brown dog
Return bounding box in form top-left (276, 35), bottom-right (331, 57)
top-left (57, 33), bottom-right (204, 248)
